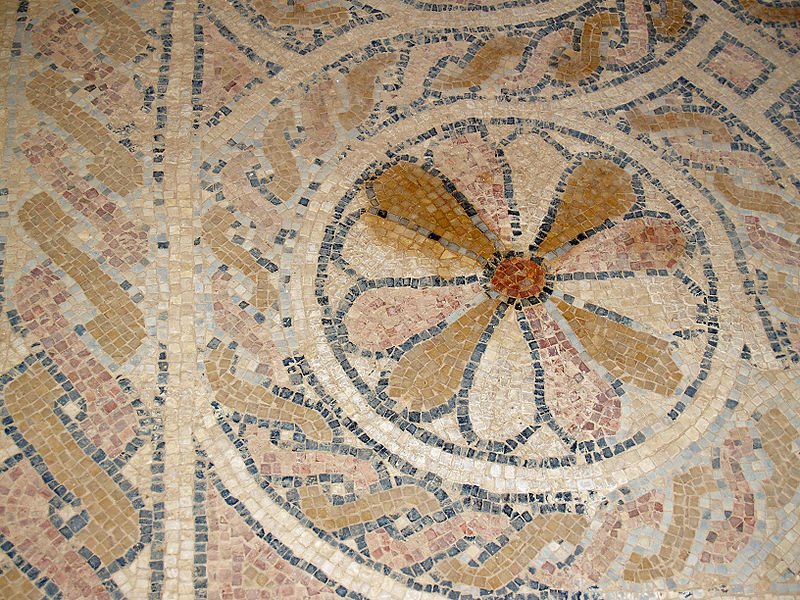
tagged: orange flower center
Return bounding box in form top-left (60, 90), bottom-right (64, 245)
top-left (490, 257), bottom-right (547, 299)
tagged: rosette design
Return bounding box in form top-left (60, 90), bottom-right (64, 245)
top-left (326, 127), bottom-right (712, 461)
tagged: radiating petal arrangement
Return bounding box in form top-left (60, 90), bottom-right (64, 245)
top-left (341, 146), bottom-right (690, 450)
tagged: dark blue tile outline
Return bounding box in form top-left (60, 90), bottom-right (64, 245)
top-left (147, 4), bottom-right (176, 598)
top-left (765, 77), bottom-right (800, 150)
top-left (204, 337), bottom-right (342, 443)
top-left (0, 349), bottom-right (156, 599)
top-left (452, 300), bottom-right (550, 454)
top-left (192, 4), bottom-right (709, 143)
top-left (193, 1), bottom-right (281, 130)
top-left (193, 443), bottom-right (373, 599)
top-left (332, 274), bottom-right (482, 358)
top-left (711, 0), bottom-right (800, 55)
top-left (187, 18), bottom-right (768, 600)
top-left (697, 32), bottom-right (775, 98)
top-left (389, 0), bottom-right (550, 13)
top-left (286, 361), bottom-right (591, 593)
top-left (144, 343), bottom-right (168, 600)
top-left (320, 158), bottom-right (579, 465)
top-left (223, 0), bottom-right (388, 56)
top-left (192, 444), bottom-right (208, 600)
top-left (0, 238), bottom-right (5, 318)
top-left (206, 404), bottom-right (592, 600)
top-left (417, 120), bottom-right (523, 238)
top-left (417, 4), bottom-right (708, 105)
top-left (0, 532), bottom-right (62, 600)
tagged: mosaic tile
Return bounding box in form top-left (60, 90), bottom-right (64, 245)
top-left (766, 77), bottom-right (800, 150)
top-left (1, 0), bottom-right (799, 598)
top-left (697, 32), bottom-right (775, 98)
top-left (713, 0), bottom-right (800, 54)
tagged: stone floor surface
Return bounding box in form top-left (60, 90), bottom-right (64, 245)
top-left (0, 0), bottom-right (799, 598)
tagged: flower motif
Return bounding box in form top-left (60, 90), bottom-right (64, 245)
top-left (334, 131), bottom-right (699, 456)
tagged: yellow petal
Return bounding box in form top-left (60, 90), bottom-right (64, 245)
top-left (368, 162), bottom-right (498, 262)
top-left (538, 159), bottom-right (635, 254)
top-left (553, 297), bottom-right (683, 397)
top-left (387, 300), bottom-right (500, 412)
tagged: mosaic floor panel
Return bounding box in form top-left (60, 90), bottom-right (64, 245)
top-left (0, 0), bottom-right (799, 598)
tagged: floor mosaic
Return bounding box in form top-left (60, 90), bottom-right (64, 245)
top-left (0, 0), bottom-right (799, 598)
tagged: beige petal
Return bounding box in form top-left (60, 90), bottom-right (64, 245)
top-left (556, 274), bottom-right (700, 336)
top-left (467, 309), bottom-right (539, 442)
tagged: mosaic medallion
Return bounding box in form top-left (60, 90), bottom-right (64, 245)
top-left (313, 118), bottom-right (726, 487)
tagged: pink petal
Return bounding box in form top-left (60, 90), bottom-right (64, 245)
top-left (345, 282), bottom-right (483, 351)
top-left (524, 304), bottom-right (620, 440)
top-left (435, 133), bottom-right (512, 244)
top-left (553, 217), bottom-right (686, 274)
